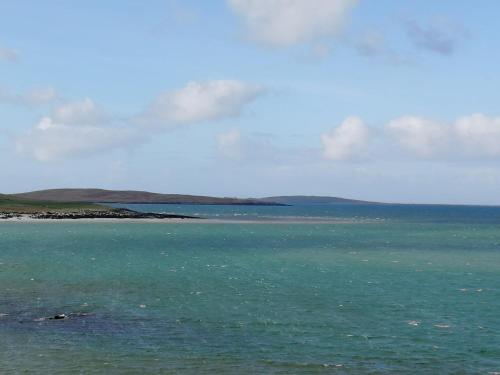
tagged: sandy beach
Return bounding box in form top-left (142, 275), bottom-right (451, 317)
top-left (0, 214), bottom-right (368, 225)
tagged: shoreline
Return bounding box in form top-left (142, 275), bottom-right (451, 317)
top-left (0, 216), bottom-right (204, 224)
top-left (0, 215), bottom-right (372, 225)
top-left (0, 208), bottom-right (199, 221)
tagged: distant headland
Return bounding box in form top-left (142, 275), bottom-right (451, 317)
top-left (0, 194), bottom-right (199, 220)
top-left (1, 189), bottom-right (378, 220)
top-left (11, 188), bottom-right (376, 206)
top-left (12, 189), bottom-right (286, 206)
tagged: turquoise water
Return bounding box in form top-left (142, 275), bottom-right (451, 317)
top-left (112, 202), bottom-right (500, 224)
top-left (1, 205), bottom-right (500, 374)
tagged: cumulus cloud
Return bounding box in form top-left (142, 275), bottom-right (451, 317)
top-left (227, 0), bottom-right (358, 47)
top-left (141, 80), bottom-right (264, 127)
top-left (16, 98), bottom-right (141, 162)
top-left (16, 116), bottom-right (138, 162)
top-left (0, 86), bottom-right (58, 106)
top-left (0, 45), bottom-right (19, 62)
top-left (406, 19), bottom-right (465, 56)
top-left (321, 117), bottom-right (371, 160)
top-left (51, 98), bottom-right (108, 125)
top-left (17, 80), bottom-right (264, 162)
top-left (321, 114), bottom-right (500, 162)
top-left (453, 114), bottom-right (500, 157)
top-left (387, 114), bottom-right (500, 159)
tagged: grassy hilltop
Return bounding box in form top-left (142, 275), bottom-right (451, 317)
top-left (12, 189), bottom-right (284, 205)
top-left (0, 194), bottom-right (109, 214)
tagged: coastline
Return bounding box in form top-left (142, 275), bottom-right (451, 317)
top-left (0, 216), bottom-right (203, 224)
top-left (0, 214), bottom-right (372, 224)
top-left (0, 208), bottom-right (199, 221)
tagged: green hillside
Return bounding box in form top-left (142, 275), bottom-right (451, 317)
top-left (0, 194), bottom-right (109, 214)
top-left (12, 189), bottom-right (283, 205)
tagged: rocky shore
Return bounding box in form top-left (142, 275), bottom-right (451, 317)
top-left (0, 208), bottom-right (200, 220)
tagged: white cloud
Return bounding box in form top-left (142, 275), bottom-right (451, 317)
top-left (16, 116), bottom-right (138, 162)
top-left (322, 114), bottom-right (500, 162)
top-left (227, 0), bottom-right (358, 47)
top-left (454, 114), bottom-right (500, 157)
top-left (0, 46), bottom-right (19, 62)
top-left (387, 114), bottom-right (500, 159)
top-left (386, 116), bottom-right (448, 157)
top-left (16, 79), bottom-right (264, 162)
top-left (142, 80), bottom-right (264, 126)
top-left (16, 99), bottom-right (138, 162)
top-left (52, 98), bottom-right (108, 125)
top-left (321, 117), bottom-right (371, 160)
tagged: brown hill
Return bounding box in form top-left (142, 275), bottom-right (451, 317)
top-left (12, 189), bottom-right (283, 205)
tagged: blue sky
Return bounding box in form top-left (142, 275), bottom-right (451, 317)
top-left (1, 0), bottom-right (500, 204)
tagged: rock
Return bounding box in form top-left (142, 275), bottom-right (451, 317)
top-left (25, 209), bottom-right (200, 220)
top-left (51, 314), bottom-right (67, 320)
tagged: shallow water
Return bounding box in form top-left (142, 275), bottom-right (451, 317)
top-left (112, 202), bottom-right (500, 224)
top-left (1, 205), bottom-right (500, 373)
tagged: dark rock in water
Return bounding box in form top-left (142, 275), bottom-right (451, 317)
top-left (28, 312), bottom-right (92, 323)
top-left (25, 209), bottom-right (201, 220)
top-left (50, 314), bottom-right (67, 320)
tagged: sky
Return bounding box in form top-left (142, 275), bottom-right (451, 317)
top-left (1, 0), bottom-right (500, 204)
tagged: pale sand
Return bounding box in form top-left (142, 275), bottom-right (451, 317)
top-left (0, 215), bottom-right (367, 225)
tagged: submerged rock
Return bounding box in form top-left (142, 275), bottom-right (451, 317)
top-left (50, 314), bottom-right (67, 320)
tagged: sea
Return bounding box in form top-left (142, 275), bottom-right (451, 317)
top-left (1, 203), bottom-right (499, 374)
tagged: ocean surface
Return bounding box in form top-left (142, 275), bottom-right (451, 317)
top-left (1, 204), bottom-right (500, 374)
